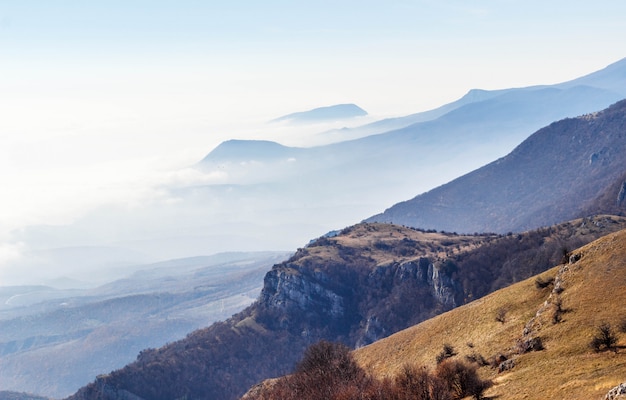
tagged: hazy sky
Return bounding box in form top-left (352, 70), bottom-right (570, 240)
top-left (1, 0), bottom-right (626, 266)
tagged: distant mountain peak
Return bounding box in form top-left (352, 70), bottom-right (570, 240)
top-left (271, 103), bottom-right (368, 124)
top-left (197, 139), bottom-right (297, 165)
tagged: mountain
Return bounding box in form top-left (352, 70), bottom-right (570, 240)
top-left (352, 227), bottom-right (626, 400)
top-left (11, 59), bottom-right (626, 273)
top-left (67, 216), bottom-right (626, 400)
top-left (368, 98), bottom-right (626, 233)
top-left (318, 57), bottom-right (626, 142)
top-left (316, 87), bottom-right (523, 143)
top-left (198, 140), bottom-right (301, 164)
top-left (0, 252), bottom-right (288, 398)
top-left (193, 59), bottom-right (626, 242)
top-left (271, 104), bottom-right (368, 124)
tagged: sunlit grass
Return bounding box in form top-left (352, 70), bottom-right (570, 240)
top-left (355, 229), bottom-right (626, 400)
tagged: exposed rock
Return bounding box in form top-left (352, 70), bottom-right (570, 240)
top-left (358, 316), bottom-right (385, 348)
top-left (428, 261), bottom-right (461, 308)
top-left (260, 266), bottom-right (345, 320)
top-left (618, 181), bottom-right (626, 206)
top-left (498, 358), bottom-right (516, 373)
top-left (514, 336), bottom-right (544, 354)
top-left (260, 255), bottom-right (461, 347)
top-left (605, 382), bottom-right (626, 400)
top-left (569, 253), bottom-right (582, 264)
top-left (65, 219), bottom-right (626, 400)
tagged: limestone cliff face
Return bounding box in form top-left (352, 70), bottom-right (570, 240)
top-left (258, 255), bottom-right (462, 347)
top-left (259, 265), bottom-right (346, 328)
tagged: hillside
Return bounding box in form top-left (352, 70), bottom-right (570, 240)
top-left (354, 227), bottom-right (626, 399)
top-left (68, 216), bottom-right (626, 400)
top-left (368, 98), bottom-right (626, 233)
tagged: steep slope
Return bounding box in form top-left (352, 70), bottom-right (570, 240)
top-left (68, 216), bottom-right (626, 400)
top-left (368, 98), bottom-right (626, 233)
top-left (354, 227), bottom-right (626, 400)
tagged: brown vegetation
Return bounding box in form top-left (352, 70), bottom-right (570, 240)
top-left (243, 341), bottom-right (491, 400)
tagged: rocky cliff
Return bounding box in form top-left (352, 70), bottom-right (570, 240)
top-left (68, 217), bottom-right (626, 400)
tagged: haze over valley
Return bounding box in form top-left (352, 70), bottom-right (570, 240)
top-left (2, 2), bottom-right (626, 399)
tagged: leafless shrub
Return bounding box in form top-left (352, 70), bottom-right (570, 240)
top-left (590, 322), bottom-right (619, 352)
top-left (535, 276), bottom-right (553, 289)
top-left (436, 344), bottom-right (457, 364)
top-left (434, 360), bottom-right (492, 400)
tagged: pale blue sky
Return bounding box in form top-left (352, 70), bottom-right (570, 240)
top-left (2, 1), bottom-right (625, 121)
top-left (0, 0), bottom-right (625, 256)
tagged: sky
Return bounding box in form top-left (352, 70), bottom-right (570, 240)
top-left (1, 1), bottom-right (626, 280)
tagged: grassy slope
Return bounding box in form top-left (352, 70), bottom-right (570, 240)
top-left (355, 228), bottom-right (626, 400)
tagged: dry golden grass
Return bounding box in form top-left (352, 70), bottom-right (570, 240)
top-left (354, 228), bottom-right (626, 400)
top-left (300, 222), bottom-right (494, 267)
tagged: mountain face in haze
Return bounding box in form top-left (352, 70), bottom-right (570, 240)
top-left (368, 98), bottom-right (626, 233)
top-left (320, 58), bottom-right (626, 142)
top-left (192, 59), bottom-right (626, 249)
top-left (12, 59), bottom-right (626, 271)
top-left (271, 104), bottom-right (368, 124)
top-left (67, 217), bottom-right (626, 400)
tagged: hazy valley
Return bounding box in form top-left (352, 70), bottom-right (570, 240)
top-left (0, 252), bottom-right (288, 398)
top-left (3, 58), bottom-right (626, 400)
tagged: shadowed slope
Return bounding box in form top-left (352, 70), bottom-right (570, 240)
top-left (368, 99), bottom-right (626, 233)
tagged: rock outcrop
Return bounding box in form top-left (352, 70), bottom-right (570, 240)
top-left (605, 383), bottom-right (626, 400)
